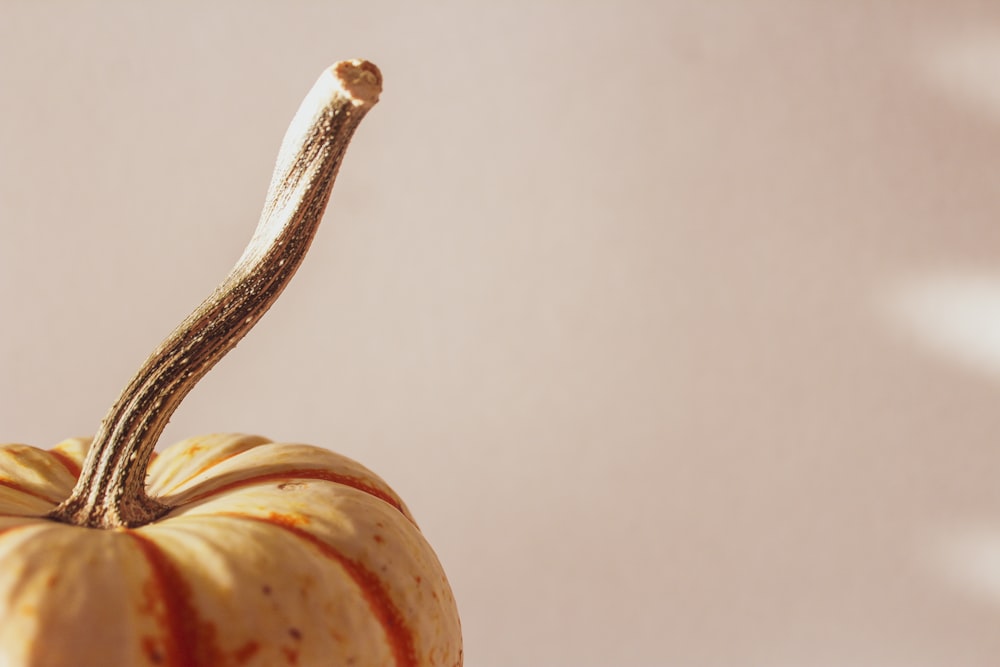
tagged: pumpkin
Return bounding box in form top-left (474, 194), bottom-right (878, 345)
top-left (0, 60), bottom-right (462, 667)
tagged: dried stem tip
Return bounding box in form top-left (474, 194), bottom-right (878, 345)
top-left (335, 60), bottom-right (382, 105)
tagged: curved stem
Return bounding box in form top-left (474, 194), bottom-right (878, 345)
top-left (49, 60), bottom-right (382, 529)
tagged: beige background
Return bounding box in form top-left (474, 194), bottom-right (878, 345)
top-left (3, 2), bottom-right (1000, 665)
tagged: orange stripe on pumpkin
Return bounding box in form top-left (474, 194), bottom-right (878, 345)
top-left (185, 469), bottom-right (409, 520)
top-left (0, 478), bottom-right (55, 504)
top-left (129, 532), bottom-right (223, 667)
top-left (188, 450), bottom-right (244, 482)
top-left (230, 512), bottom-right (418, 667)
top-left (47, 449), bottom-right (82, 479)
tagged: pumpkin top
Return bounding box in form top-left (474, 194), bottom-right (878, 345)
top-left (48, 61), bottom-right (382, 530)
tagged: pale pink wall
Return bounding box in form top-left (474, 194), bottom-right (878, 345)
top-left (3, 2), bottom-right (1000, 665)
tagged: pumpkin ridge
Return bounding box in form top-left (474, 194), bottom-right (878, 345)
top-left (149, 435), bottom-right (273, 496)
top-left (152, 450), bottom-right (248, 498)
top-left (181, 469), bottom-right (411, 522)
top-left (227, 512), bottom-right (418, 667)
top-left (186, 450), bottom-right (253, 486)
top-left (129, 532), bottom-right (223, 667)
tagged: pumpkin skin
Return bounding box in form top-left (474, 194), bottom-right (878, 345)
top-left (0, 433), bottom-right (462, 667)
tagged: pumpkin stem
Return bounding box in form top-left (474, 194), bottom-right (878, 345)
top-left (48, 60), bottom-right (382, 529)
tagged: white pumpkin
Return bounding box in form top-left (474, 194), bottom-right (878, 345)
top-left (0, 60), bottom-right (462, 666)
top-left (0, 434), bottom-right (461, 666)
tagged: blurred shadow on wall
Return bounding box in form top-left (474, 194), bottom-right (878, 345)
top-left (931, 523), bottom-right (1000, 604)
top-left (887, 271), bottom-right (1000, 606)
top-left (888, 272), bottom-right (1000, 379)
top-left (887, 30), bottom-right (1000, 608)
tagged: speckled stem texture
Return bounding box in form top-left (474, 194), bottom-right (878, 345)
top-left (49, 60), bottom-right (382, 529)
